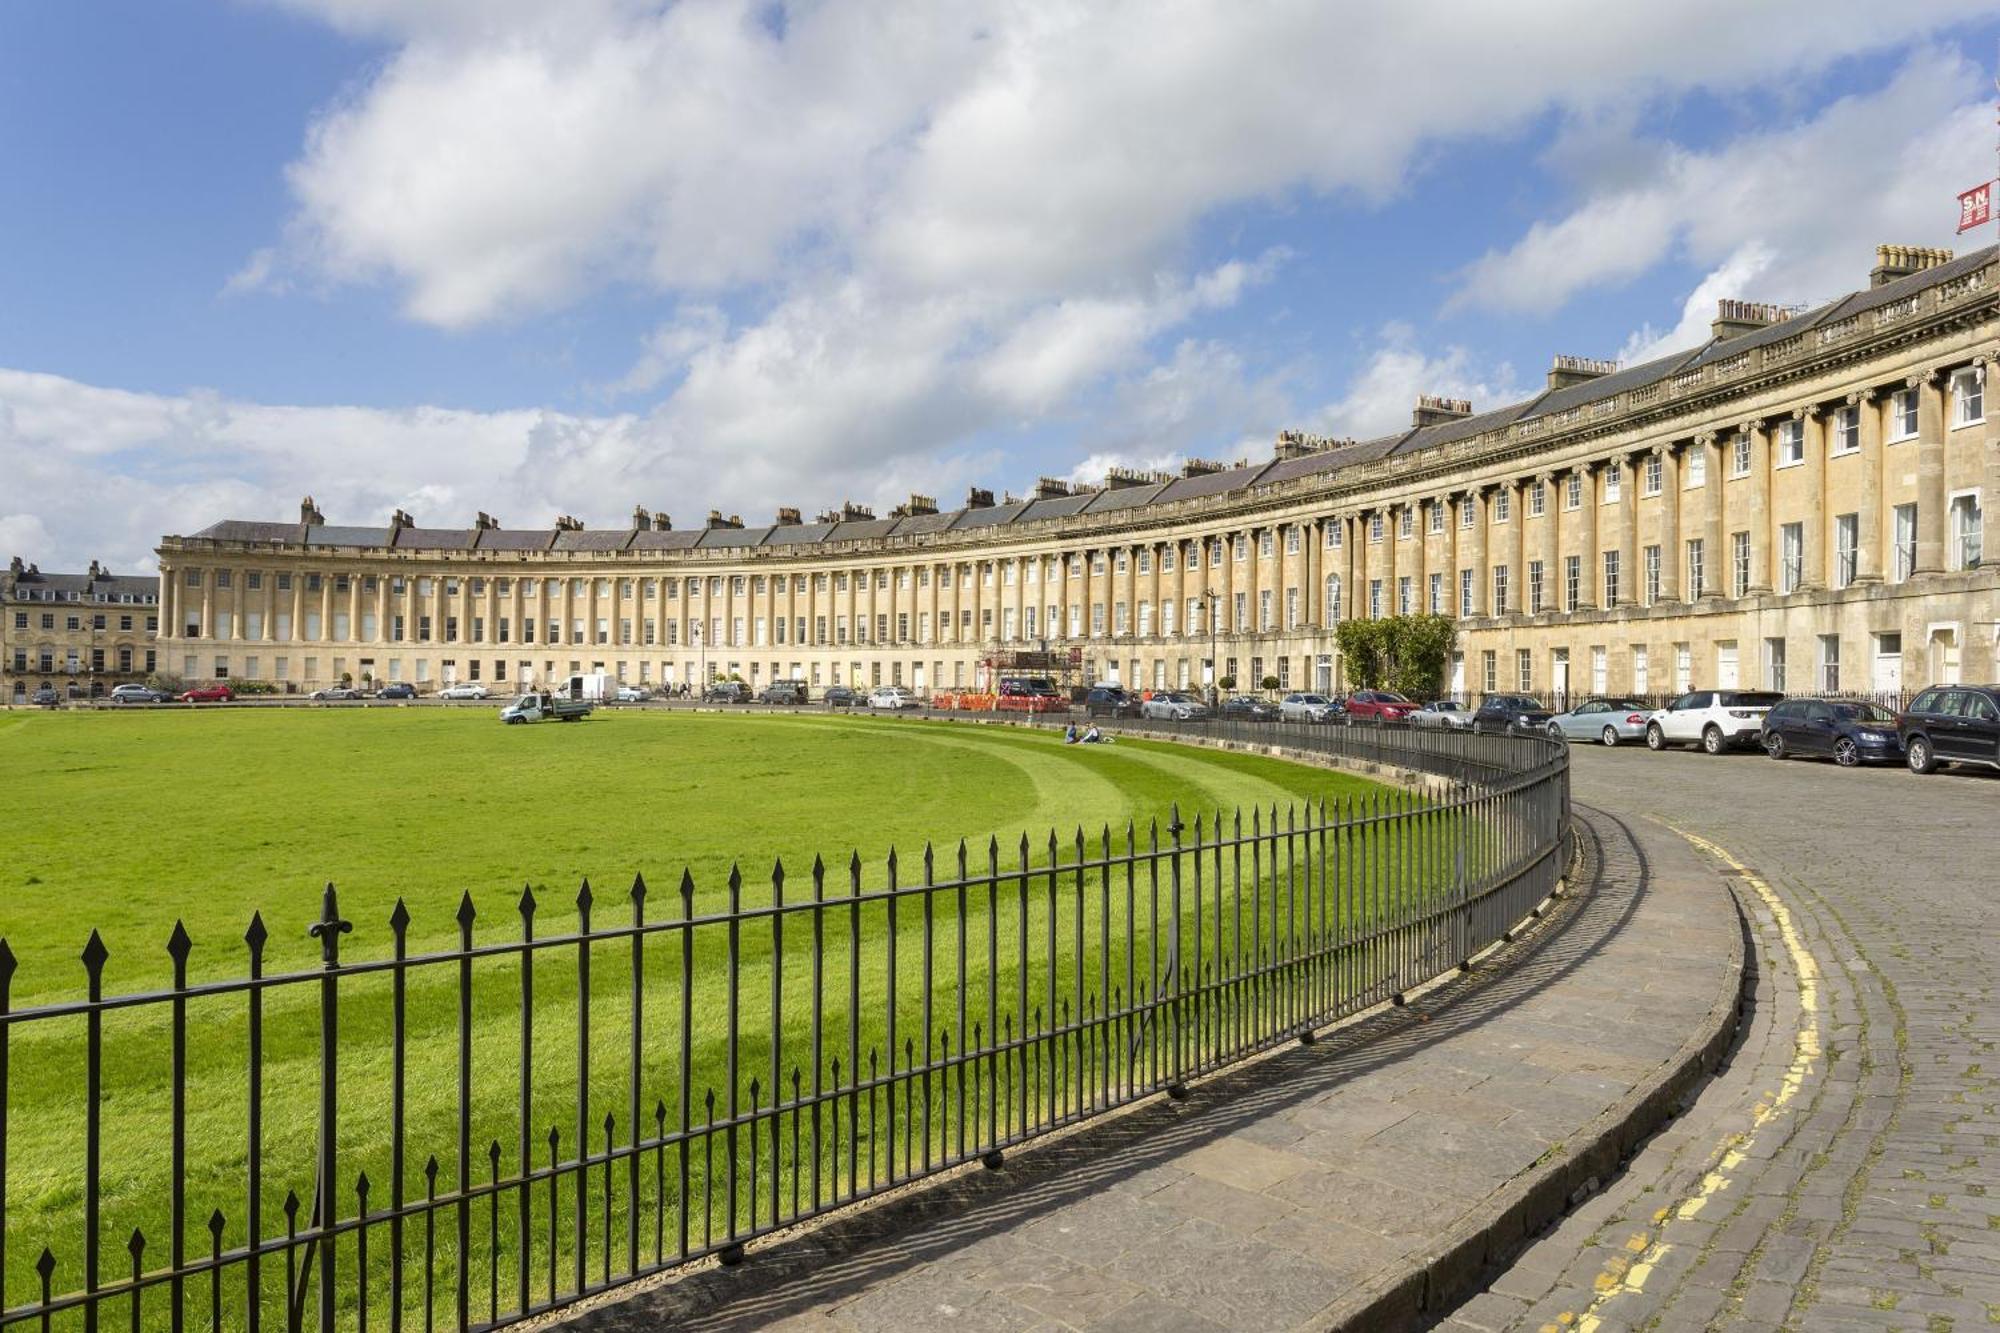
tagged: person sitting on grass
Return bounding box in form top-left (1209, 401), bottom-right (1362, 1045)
top-left (1082, 724), bottom-right (1109, 744)
top-left (1064, 722), bottom-right (1079, 744)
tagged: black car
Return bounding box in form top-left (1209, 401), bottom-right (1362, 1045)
top-left (1219, 695), bottom-right (1279, 722)
top-left (30, 687), bottom-right (60, 706)
top-left (1761, 699), bottom-right (1902, 766)
top-left (1083, 686), bottom-right (1141, 718)
top-left (703, 681), bottom-right (752, 704)
top-left (377, 682), bottom-right (416, 700)
top-left (1899, 684), bottom-right (2000, 774)
top-left (1472, 694), bottom-right (1554, 735)
top-left (823, 686), bottom-right (858, 708)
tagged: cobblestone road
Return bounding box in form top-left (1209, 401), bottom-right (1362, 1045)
top-left (1447, 746), bottom-right (2000, 1332)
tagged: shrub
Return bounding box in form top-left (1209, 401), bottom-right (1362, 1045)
top-left (1217, 675), bottom-right (1237, 690)
top-left (1260, 675), bottom-right (1280, 691)
top-left (1335, 614), bottom-right (1457, 698)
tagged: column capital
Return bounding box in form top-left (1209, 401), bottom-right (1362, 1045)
top-left (1909, 367), bottom-right (1946, 388)
top-left (1845, 387), bottom-right (1880, 407)
top-left (1692, 431), bottom-right (1716, 448)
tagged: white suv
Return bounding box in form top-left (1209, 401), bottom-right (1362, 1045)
top-left (1644, 690), bottom-right (1785, 754)
top-left (868, 686), bottom-right (920, 710)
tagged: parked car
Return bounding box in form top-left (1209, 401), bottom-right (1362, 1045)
top-left (1410, 699), bottom-right (1472, 729)
top-left (1141, 691), bottom-right (1207, 721)
top-left (1278, 692), bottom-right (1337, 723)
top-left (1546, 697), bottom-right (1653, 746)
top-left (30, 687), bottom-right (60, 706)
top-left (758, 681), bottom-right (807, 705)
top-left (1344, 690), bottom-right (1418, 723)
top-left (1219, 695), bottom-right (1279, 722)
top-left (1898, 684), bottom-right (2000, 774)
top-left (868, 685), bottom-right (920, 710)
top-left (1471, 694), bottom-right (1553, 735)
top-left (823, 685), bottom-right (859, 708)
top-left (179, 684), bottom-right (235, 703)
top-left (310, 686), bottom-right (362, 701)
top-left (613, 685), bottom-right (650, 703)
top-left (377, 682), bottom-right (417, 700)
top-left (437, 683), bottom-right (490, 701)
top-left (109, 683), bottom-right (168, 703)
top-left (1083, 686), bottom-right (1142, 718)
top-left (1761, 698), bottom-right (1902, 767)
top-left (703, 681), bottom-right (752, 704)
top-left (1644, 690), bottom-right (1783, 754)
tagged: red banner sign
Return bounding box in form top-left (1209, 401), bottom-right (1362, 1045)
top-left (1957, 181), bottom-right (1992, 234)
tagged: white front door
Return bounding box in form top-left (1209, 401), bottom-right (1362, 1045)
top-left (1449, 652), bottom-right (1465, 697)
top-left (1715, 642), bottom-right (1739, 689)
top-left (1552, 649), bottom-right (1570, 698)
top-left (1873, 632), bottom-right (1903, 692)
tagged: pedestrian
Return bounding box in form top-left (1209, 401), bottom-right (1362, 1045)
top-left (1064, 721), bottom-right (1079, 744)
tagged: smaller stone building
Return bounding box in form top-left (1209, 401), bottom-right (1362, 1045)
top-left (2, 557), bottom-right (161, 702)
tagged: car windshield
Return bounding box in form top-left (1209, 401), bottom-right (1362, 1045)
top-left (1722, 691), bottom-right (1785, 707)
top-left (1296, 695), bottom-right (1326, 704)
top-left (1829, 701), bottom-right (1898, 723)
top-left (1430, 701), bottom-right (1461, 711)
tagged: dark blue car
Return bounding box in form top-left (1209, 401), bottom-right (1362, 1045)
top-left (377, 682), bottom-right (417, 700)
top-left (1760, 698), bottom-right (1901, 766)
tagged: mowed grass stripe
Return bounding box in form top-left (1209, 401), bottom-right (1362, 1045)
top-left (0, 708), bottom-right (1415, 1320)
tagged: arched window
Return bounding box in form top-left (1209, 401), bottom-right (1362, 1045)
top-left (1325, 575), bottom-right (1342, 622)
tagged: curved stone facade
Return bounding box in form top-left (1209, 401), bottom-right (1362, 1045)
top-left (156, 245), bottom-right (2000, 699)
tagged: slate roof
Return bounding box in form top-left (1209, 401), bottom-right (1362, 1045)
top-left (175, 246), bottom-right (1997, 556)
top-left (4, 570), bottom-right (160, 601)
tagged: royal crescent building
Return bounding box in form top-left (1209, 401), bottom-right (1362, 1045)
top-left (144, 244), bottom-right (1997, 703)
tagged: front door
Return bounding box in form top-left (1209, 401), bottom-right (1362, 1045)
top-left (1928, 627), bottom-right (1961, 686)
top-left (1552, 649), bottom-right (1570, 703)
top-left (1873, 633), bottom-right (1903, 693)
top-left (1449, 653), bottom-right (1465, 698)
top-left (1715, 642), bottom-right (1739, 689)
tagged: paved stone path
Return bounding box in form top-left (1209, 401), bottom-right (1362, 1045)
top-left (1444, 747), bottom-right (2000, 1332)
top-left (559, 782), bottom-right (1743, 1331)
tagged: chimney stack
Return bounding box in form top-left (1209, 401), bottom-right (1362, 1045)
top-left (554, 515), bottom-right (584, 531)
top-left (1870, 243), bottom-right (1953, 288)
top-left (1412, 396), bottom-right (1474, 428)
top-left (8, 556), bottom-right (22, 578)
top-left (704, 509), bottom-right (744, 530)
top-left (474, 511), bottom-right (501, 530)
top-left (1711, 300), bottom-right (1792, 341)
top-left (773, 507), bottom-right (802, 526)
top-left (389, 508), bottom-right (414, 531)
top-left (839, 501), bottom-right (875, 521)
top-left (300, 496), bottom-right (324, 526)
top-left (1548, 354), bottom-right (1619, 391)
top-left (652, 512), bottom-right (671, 531)
top-left (631, 504), bottom-right (651, 531)
top-left (1032, 477), bottom-right (1073, 500)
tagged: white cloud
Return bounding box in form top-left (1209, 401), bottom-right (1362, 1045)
top-left (1454, 47), bottom-right (1991, 319)
top-left (1309, 323), bottom-right (1526, 441)
top-left (1618, 244), bottom-right (1777, 365)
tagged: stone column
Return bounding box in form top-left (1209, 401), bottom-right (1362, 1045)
top-left (1746, 420), bottom-right (1773, 594)
top-left (1467, 489), bottom-right (1489, 618)
top-left (1576, 463), bottom-right (1599, 609)
top-left (1656, 444), bottom-right (1681, 602)
top-left (1507, 482), bottom-right (1527, 616)
top-left (1801, 406), bottom-right (1827, 590)
top-left (1853, 391), bottom-right (1884, 583)
top-left (1617, 455), bottom-right (1639, 609)
top-left (1535, 473), bottom-right (1557, 613)
top-left (1914, 367), bottom-right (1948, 575)
top-left (1703, 433), bottom-right (1726, 600)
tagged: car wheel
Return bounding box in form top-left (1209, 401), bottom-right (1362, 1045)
top-left (1833, 738), bottom-right (1861, 768)
top-left (1765, 733), bottom-right (1787, 760)
top-left (1645, 723), bottom-right (1666, 751)
top-left (1906, 735), bottom-right (1937, 774)
top-left (1547, 721), bottom-right (1565, 741)
top-left (1701, 725), bottom-right (1724, 755)
top-left (1601, 725), bottom-right (1619, 747)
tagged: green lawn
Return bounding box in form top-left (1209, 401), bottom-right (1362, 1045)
top-left (0, 707), bottom-right (1456, 1326)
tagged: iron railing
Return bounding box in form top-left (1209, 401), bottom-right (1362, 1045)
top-left (0, 720), bottom-right (1568, 1331)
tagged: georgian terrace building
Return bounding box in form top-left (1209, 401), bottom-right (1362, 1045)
top-left (156, 244), bottom-right (1998, 702)
top-left (2, 558), bottom-right (160, 703)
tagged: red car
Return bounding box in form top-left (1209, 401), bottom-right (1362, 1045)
top-left (179, 684), bottom-right (235, 703)
top-left (1343, 689), bottom-right (1417, 722)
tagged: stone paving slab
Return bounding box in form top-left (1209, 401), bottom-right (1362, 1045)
top-left (553, 798), bottom-right (1744, 1333)
top-left (1437, 749), bottom-right (2000, 1332)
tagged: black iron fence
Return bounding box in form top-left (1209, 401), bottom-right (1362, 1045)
top-left (0, 721), bottom-right (1568, 1331)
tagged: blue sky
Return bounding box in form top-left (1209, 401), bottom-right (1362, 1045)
top-left (4, 0), bottom-right (1999, 572)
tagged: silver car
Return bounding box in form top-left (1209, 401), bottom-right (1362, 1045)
top-left (1410, 700), bottom-right (1473, 729)
top-left (1141, 691), bottom-right (1207, 721)
top-left (1546, 697), bottom-right (1652, 746)
top-left (1278, 692), bottom-right (1335, 723)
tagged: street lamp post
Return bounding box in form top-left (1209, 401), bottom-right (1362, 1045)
top-left (1204, 589), bottom-right (1220, 708)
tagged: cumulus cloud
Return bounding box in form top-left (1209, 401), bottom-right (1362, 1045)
top-left (1454, 46), bottom-right (1990, 318)
top-left (1308, 324), bottom-right (1527, 441)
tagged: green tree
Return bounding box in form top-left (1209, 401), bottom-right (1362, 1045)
top-left (1335, 614), bottom-right (1457, 698)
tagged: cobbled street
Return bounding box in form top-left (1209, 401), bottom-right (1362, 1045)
top-left (1450, 746), bottom-right (2000, 1332)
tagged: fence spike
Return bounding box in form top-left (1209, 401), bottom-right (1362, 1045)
top-left (128, 1229), bottom-right (145, 1258)
top-left (207, 1209), bottom-right (225, 1241)
top-left (0, 938), bottom-right (14, 993)
top-left (455, 890), bottom-right (477, 931)
top-left (35, 1246), bottom-right (54, 1282)
top-left (679, 868), bottom-right (696, 905)
top-left (244, 911), bottom-right (268, 954)
top-left (389, 896), bottom-right (411, 936)
top-left (771, 858), bottom-right (785, 892)
top-left (82, 928), bottom-right (109, 976)
top-left (283, 1190), bottom-right (300, 1222)
top-left (631, 872), bottom-right (648, 908)
top-left (575, 878), bottom-right (593, 920)
top-left (356, 1172), bottom-right (370, 1204)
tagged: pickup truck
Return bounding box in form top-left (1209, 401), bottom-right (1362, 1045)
top-left (501, 692), bottom-right (593, 724)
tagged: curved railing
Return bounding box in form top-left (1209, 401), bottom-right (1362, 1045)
top-left (0, 720), bottom-right (1568, 1331)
